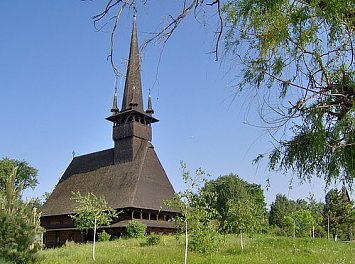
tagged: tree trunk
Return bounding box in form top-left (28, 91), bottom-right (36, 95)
top-left (312, 225), bottom-right (315, 238)
top-left (293, 220), bottom-right (296, 239)
top-left (93, 217), bottom-right (97, 261)
top-left (184, 219), bottom-right (188, 264)
top-left (240, 232), bottom-right (244, 251)
top-left (327, 216), bottom-right (330, 240)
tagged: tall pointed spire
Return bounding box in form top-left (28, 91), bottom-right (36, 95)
top-left (106, 15), bottom-right (158, 164)
top-left (121, 15), bottom-right (144, 112)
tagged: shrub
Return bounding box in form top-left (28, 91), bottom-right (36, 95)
top-left (146, 234), bottom-right (161, 246)
top-left (126, 220), bottom-right (147, 238)
top-left (0, 167), bottom-right (42, 264)
top-left (98, 230), bottom-right (111, 242)
top-left (189, 219), bottom-right (219, 254)
top-left (0, 210), bottom-right (41, 264)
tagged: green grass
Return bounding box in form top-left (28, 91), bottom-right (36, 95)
top-left (36, 235), bottom-right (354, 264)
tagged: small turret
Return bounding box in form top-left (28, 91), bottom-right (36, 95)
top-left (129, 86), bottom-right (138, 108)
top-left (146, 95), bottom-right (154, 115)
top-left (110, 90), bottom-right (119, 113)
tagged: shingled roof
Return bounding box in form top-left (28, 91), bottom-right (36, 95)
top-left (41, 141), bottom-right (176, 216)
top-left (41, 17), bottom-right (177, 218)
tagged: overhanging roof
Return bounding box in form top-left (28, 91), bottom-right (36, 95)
top-left (41, 141), bottom-right (176, 217)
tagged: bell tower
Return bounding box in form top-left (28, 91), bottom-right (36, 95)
top-left (106, 16), bottom-right (158, 164)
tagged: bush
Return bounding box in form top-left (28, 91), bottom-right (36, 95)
top-left (146, 234), bottom-right (161, 246)
top-left (0, 257), bottom-right (13, 264)
top-left (189, 219), bottom-right (219, 254)
top-left (98, 230), bottom-right (111, 242)
top-left (126, 220), bottom-right (147, 238)
top-left (0, 210), bottom-right (41, 264)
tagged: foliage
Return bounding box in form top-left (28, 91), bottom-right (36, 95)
top-left (187, 204), bottom-right (220, 254)
top-left (225, 198), bottom-right (262, 250)
top-left (145, 234), bottom-right (161, 246)
top-left (37, 234), bottom-right (355, 264)
top-left (293, 209), bottom-right (315, 237)
top-left (166, 162), bottom-right (219, 259)
top-left (70, 191), bottom-right (118, 260)
top-left (98, 230), bottom-right (111, 242)
top-left (126, 220), bottom-right (147, 239)
top-left (203, 174), bottom-right (267, 233)
top-left (323, 187), bottom-right (354, 240)
top-left (269, 194), bottom-right (307, 229)
top-left (269, 194), bottom-right (326, 238)
top-left (0, 166), bottom-right (42, 264)
top-left (70, 192), bottom-right (118, 233)
top-left (307, 194), bottom-right (325, 237)
top-left (223, 0), bottom-right (355, 186)
top-left (225, 198), bottom-right (262, 235)
top-left (0, 157), bottom-right (38, 193)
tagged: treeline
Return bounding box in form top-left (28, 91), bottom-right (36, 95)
top-left (177, 172), bottom-right (354, 246)
top-left (269, 188), bottom-right (354, 240)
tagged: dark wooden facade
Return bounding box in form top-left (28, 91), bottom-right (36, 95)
top-left (41, 208), bottom-right (177, 248)
top-left (40, 17), bottom-right (179, 247)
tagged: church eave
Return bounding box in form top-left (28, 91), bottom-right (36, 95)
top-left (106, 109), bottom-right (158, 123)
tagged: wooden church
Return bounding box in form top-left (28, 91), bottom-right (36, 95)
top-left (40, 17), bottom-right (178, 248)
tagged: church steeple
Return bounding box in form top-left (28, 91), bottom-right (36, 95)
top-left (106, 16), bottom-right (158, 164)
top-left (121, 16), bottom-right (144, 112)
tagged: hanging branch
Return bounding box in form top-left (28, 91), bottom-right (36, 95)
top-left (83, 0), bottom-right (224, 75)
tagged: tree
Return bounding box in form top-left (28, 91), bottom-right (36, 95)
top-left (0, 167), bottom-right (42, 263)
top-left (307, 194), bottom-right (324, 238)
top-left (0, 157), bottom-right (38, 193)
top-left (269, 194), bottom-right (296, 229)
top-left (224, 0), bottom-right (354, 186)
top-left (83, 0), bottom-right (354, 186)
top-left (202, 174), bottom-right (267, 234)
top-left (293, 209), bottom-right (315, 237)
top-left (70, 192), bottom-right (119, 261)
top-left (225, 198), bottom-right (261, 251)
top-left (269, 194), bottom-right (313, 237)
top-left (324, 187), bottom-right (354, 240)
top-left (339, 186), bottom-right (355, 240)
top-left (166, 162), bottom-right (219, 263)
top-left (187, 195), bottom-right (220, 254)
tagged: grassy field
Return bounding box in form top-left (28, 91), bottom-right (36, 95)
top-left (36, 235), bottom-right (354, 264)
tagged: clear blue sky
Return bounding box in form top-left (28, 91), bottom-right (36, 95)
top-left (0, 1), bottom-right (345, 206)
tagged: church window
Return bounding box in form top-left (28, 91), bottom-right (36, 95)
top-left (142, 212), bottom-right (149, 220)
top-left (150, 214), bottom-right (157, 220)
